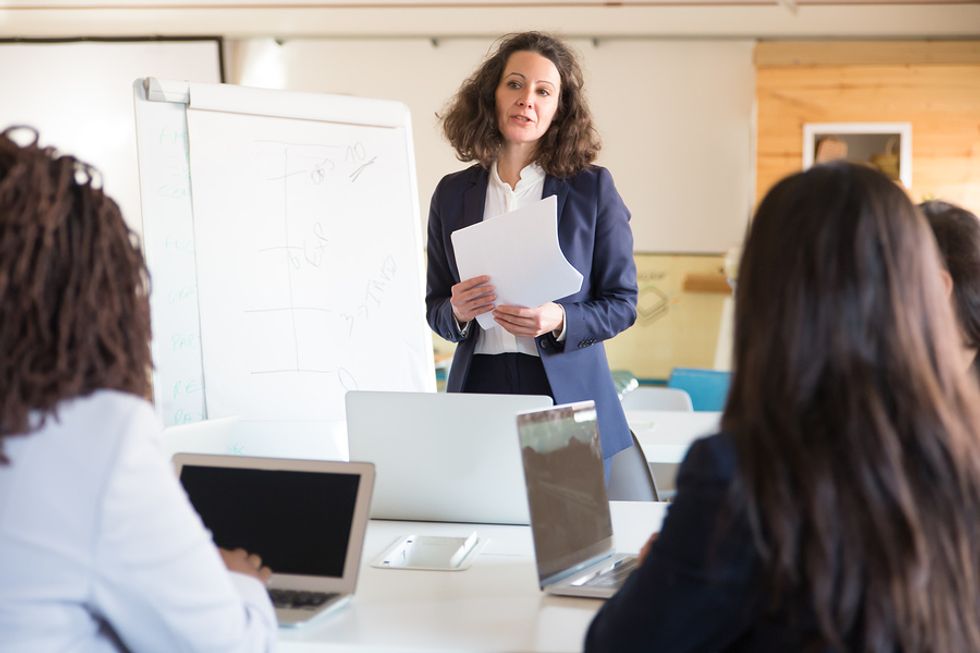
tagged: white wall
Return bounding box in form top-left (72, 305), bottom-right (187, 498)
top-left (0, 40), bottom-right (222, 231)
top-left (228, 37), bottom-right (754, 253)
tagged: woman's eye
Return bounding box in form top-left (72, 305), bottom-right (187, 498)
top-left (507, 80), bottom-right (521, 89)
top-left (537, 89), bottom-right (551, 96)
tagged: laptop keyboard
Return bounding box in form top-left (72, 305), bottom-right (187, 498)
top-left (268, 589), bottom-right (339, 611)
top-left (589, 556), bottom-right (639, 588)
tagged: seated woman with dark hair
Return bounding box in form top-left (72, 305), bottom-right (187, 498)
top-left (920, 199), bottom-right (980, 381)
top-left (585, 162), bottom-right (980, 652)
top-left (0, 128), bottom-right (276, 652)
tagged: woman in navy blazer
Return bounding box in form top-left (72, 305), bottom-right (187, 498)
top-left (426, 32), bottom-right (637, 461)
top-left (586, 163), bottom-right (980, 651)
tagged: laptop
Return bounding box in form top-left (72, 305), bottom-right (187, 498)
top-left (345, 391), bottom-right (552, 524)
top-left (172, 454), bottom-right (375, 626)
top-left (516, 401), bottom-right (638, 599)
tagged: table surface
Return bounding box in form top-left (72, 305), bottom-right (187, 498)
top-left (278, 501), bottom-right (668, 653)
top-left (626, 410), bottom-right (722, 464)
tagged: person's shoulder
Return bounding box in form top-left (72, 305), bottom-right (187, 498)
top-left (66, 389), bottom-right (155, 420)
top-left (61, 390), bottom-right (160, 446)
top-left (563, 164), bottom-right (609, 183)
top-left (436, 164), bottom-right (486, 190)
top-left (677, 432), bottom-right (737, 486)
top-left (560, 165), bottom-right (618, 195)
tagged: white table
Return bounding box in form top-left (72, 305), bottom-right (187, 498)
top-left (278, 501), bottom-right (668, 653)
top-left (627, 410), bottom-right (722, 464)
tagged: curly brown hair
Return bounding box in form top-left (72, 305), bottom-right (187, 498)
top-left (441, 32), bottom-right (600, 178)
top-left (0, 127), bottom-right (152, 462)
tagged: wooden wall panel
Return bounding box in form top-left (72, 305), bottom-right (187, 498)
top-left (756, 49), bottom-right (980, 215)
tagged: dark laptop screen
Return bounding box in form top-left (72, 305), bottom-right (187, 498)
top-left (179, 466), bottom-right (360, 577)
top-left (517, 402), bottom-right (613, 582)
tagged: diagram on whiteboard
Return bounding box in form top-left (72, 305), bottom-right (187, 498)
top-left (184, 105), bottom-right (432, 457)
top-left (242, 139), bottom-right (400, 387)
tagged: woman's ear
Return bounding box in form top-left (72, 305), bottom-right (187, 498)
top-left (941, 268), bottom-right (954, 299)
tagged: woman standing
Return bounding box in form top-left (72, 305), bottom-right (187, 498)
top-left (426, 32), bottom-right (638, 462)
top-left (585, 162), bottom-right (980, 651)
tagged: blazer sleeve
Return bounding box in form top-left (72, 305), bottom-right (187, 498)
top-left (584, 436), bottom-right (760, 653)
top-left (425, 178), bottom-right (466, 343)
top-left (559, 167), bottom-right (638, 351)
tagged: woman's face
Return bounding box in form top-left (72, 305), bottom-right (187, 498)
top-left (494, 50), bottom-right (561, 148)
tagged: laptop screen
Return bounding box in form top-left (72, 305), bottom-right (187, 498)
top-left (517, 401), bottom-right (613, 582)
top-left (179, 465), bottom-right (360, 577)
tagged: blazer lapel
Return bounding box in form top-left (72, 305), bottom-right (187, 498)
top-left (543, 175), bottom-right (569, 227)
top-left (460, 167), bottom-right (489, 231)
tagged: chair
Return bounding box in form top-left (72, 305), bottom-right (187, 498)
top-left (667, 367), bottom-right (731, 412)
top-left (606, 432), bottom-right (660, 501)
top-left (620, 386), bottom-right (693, 412)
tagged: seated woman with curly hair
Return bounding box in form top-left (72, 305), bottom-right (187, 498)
top-left (0, 128), bottom-right (276, 652)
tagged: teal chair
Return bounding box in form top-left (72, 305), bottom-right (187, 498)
top-left (667, 367), bottom-right (731, 412)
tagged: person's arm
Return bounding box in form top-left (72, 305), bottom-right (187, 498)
top-left (585, 436), bottom-right (760, 653)
top-left (559, 167), bottom-right (638, 351)
top-left (91, 405), bottom-right (276, 653)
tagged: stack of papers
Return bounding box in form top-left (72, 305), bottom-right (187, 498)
top-left (451, 195), bottom-right (583, 330)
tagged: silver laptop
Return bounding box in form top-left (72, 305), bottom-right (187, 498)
top-left (346, 391), bottom-right (552, 525)
top-left (172, 454), bottom-right (374, 627)
top-left (517, 401), bottom-right (638, 599)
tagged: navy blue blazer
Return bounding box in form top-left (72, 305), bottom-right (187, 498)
top-left (586, 434), bottom-right (837, 652)
top-left (425, 164), bottom-right (638, 460)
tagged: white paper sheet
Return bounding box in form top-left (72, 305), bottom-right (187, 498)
top-left (451, 195), bottom-right (583, 330)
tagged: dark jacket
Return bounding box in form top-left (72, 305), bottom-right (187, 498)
top-left (586, 433), bottom-right (834, 652)
top-left (425, 164), bottom-right (638, 460)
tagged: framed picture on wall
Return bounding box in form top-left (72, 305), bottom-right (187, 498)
top-left (803, 122), bottom-right (912, 187)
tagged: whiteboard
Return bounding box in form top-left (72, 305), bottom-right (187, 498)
top-left (134, 79), bottom-right (435, 460)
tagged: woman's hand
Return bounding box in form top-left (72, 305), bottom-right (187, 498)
top-left (638, 532), bottom-right (659, 565)
top-left (493, 302), bottom-right (564, 338)
top-left (219, 547), bottom-right (272, 584)
top-left (451, 275), bottom-right (496, 323)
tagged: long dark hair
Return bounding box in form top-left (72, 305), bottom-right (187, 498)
top-left (920, 200), bottom-right (980, 359)
top-left (440, 31), bottom-right (600, 178)
top-left (0, 127), bottom-right (152, 462)
top-left (723, 163), bottom-right (980, 651)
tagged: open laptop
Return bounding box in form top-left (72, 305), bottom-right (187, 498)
top-left (172, 454), bottom-right (374, 626)
top-left (517, 401), bottom-right (638, 599)
top-left (346, 391), bottom-right (552, 524)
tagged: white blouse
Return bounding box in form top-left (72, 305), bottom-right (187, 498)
top-left (0, 390), bottom-right (276, 653)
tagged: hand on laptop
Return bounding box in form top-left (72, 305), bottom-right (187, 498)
top-left (638, 533), bottom-right (659, 565)
top-left (219, 547), bottom-right (272, 584)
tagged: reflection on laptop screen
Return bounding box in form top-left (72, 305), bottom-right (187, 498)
top-left (517, 402), bottom-right (612, 582)
top-left (179, 466), bottom-right (360, 577)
